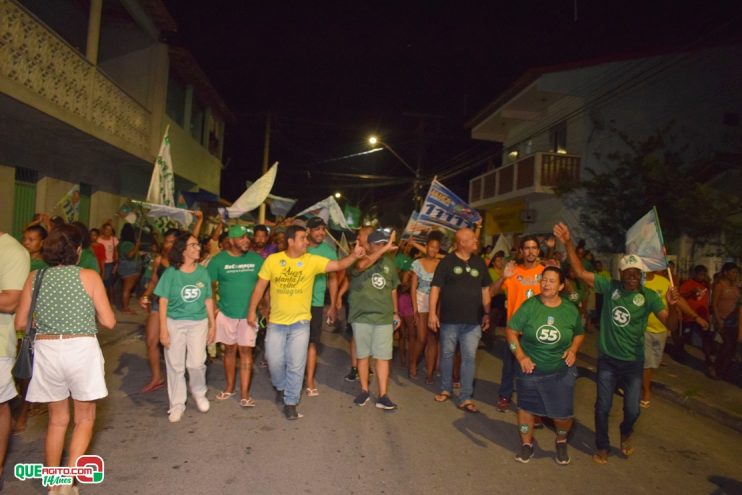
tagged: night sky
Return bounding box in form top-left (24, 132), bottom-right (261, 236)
top-left (164, 0), bottom-right (740, 224)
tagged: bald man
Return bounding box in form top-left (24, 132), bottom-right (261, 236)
top-left (429, 228), bottom-right (492, 413)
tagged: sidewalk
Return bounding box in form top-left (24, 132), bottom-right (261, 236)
top-left (573, 329), bottom-right (742, 433)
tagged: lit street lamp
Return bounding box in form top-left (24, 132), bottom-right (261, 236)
top-left (368, 135), bottom-right (423, 206)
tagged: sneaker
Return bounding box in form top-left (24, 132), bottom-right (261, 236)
top-left (495, 396), bottom-right (511, 413)
top-left (555, 441), bottom-right (571, 465)
top-left (354, 390), bottom-right (370, 406)
top-left (168, 408), bottom-right (183, 423)
top-left (515, 443), bottom-right (534, 463)
top-left (375, 395), bottom-right (397, 410)
top-left (345, 367), bottom-right (358, 382)
top-left (194, 396), bottom-right (210, 413)
top-left (283, 404), bottom-right (302, 420)
top-left (275, 389), bottom-right (284, 404)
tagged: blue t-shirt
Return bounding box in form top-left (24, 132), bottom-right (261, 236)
top-left (411, 259), bottom-right (435, 295)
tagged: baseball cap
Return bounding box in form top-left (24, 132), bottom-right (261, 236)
top-left (228, 225), bottom-right (249, 238)
top-left (619, 254), bottom-right (647, 272)
top-left (306, 217), bottom-right (326, 229)
top-left (368, 228), bottom-right (391, 244)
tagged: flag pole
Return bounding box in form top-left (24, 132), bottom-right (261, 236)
top-left (326, 230), bottom-right (349, 256)
top-left (652, 205), bottom-right (674, 287)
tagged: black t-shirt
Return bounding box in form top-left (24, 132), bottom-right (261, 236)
top-left (432, 253), bottom-right (492, 324)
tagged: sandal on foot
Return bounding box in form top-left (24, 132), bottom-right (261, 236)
top-left (640, 400), bottom-right (650, 408)
top-left (620, 436), bottom-right (634, 457)
top-left (141, 380), bottom-right (166, 393)
top-left (239, 397), bottom-right (256, 408)
top-left (457, 401), bottom-right (479, 413)
top-left (434, 392), bottom-right (451, 402)
top-left (216, 391), bottom-right (236, 400)
top-left (305, 388), bottom-right (319, 397)
top-left (592, 450), bottom-right (609, 464)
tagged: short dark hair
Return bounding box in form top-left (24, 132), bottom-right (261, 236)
top-left (254, 224), bottom-right (269, 234)
top-left (24, 225), bottom-right (48, 240)
top-left (168, 232), bottom-right (194, 269)
top-left (90, 228), bottom-right (100, 236)
top-left (71, 221), bottom-right (91, 248)
top-left (693, 264), bottom-right (708, 274)
top-left (721, 262), bottom-right (738, 274)
top-left (543, 265), bottom-right (565, 284)
top-left (285, 225), bottom-right (306, 241)
top-left (493, 250), bottom-right (505, 258)
top-left (427, 230), bottom-right (444, 244)
top-left (163, 228), bottom-right (181, 240)
top-left (519, 235), bottom-right (539, 249)
top-left (42, 224), bottom-right (82, 266)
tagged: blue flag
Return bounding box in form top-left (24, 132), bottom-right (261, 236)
top-left (625, 207), bottom-right (667, 272)
top-left (418, 179), bottom-right (481, 231)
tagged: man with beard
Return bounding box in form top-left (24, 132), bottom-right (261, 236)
top-left (304, 217), bottom-right (338, 396)
top-left (252, 224), bottom-right (277, 259)
top-left (208, 225), bottom-right (265, 408)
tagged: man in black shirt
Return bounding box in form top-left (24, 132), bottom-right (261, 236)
top-left (428, 228), bottom-right (492, 413)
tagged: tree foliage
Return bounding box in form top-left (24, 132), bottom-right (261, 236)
top-left (556, 124), bottom-right (742, 255)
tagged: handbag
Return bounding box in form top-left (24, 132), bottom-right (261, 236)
top-left (12, 268), bottom-right (47, 380)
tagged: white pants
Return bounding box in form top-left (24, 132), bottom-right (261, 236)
top-left (164, 319), bottom-right (208, 412)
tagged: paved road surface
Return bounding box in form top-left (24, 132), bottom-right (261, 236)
top-left (5, 314), bottom-right (742, 494)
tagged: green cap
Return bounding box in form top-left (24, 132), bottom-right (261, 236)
top-left (228, 225), bottom-right (249, 238)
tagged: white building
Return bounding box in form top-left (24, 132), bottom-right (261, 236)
top-left (467, 43), bottom-right (742, 267)
top-left (0, 0), bottom-right (231, 237)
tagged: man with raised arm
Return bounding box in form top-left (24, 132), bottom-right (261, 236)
top-left (553, 222), bottom-right (678, 465)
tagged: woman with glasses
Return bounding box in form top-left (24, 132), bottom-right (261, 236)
top-left (154, 232), bottom-right (215, 423)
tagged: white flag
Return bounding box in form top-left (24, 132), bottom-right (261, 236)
top-left (488, 234), bottom-right (512, 259)
top-left (295, 196), bottom-right (350, 230)
top-left (220, 163), bottom-right (279, 219)
top-left (146, 126), bottom-right (175, 207)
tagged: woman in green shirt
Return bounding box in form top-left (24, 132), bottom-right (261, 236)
top-left (506, 266), bottom-right (585, 466)
top-left (154, 232), bottom-right (215, 423)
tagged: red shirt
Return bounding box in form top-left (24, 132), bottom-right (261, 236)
top-left (679, 278), bottom-right (709, 321)
top-left (91, 243), bottom-right (106, 273)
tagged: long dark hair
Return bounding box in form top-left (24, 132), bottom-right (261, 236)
top-left (168, 232), bottom-right (194, 269)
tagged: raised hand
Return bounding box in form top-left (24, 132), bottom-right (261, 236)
top-left (553, 222), bottom-right (571, 244)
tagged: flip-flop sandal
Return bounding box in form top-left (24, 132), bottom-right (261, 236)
top-left (592, 452), bottom-right (609, 465)
top-left (142, 381), bottom-right (166, 393)
top-left (458, 401), bottom-right (480, 413)
top-left (640, 400), bottom-right (650, 408)
top-left (434, 392), bottom-right (451, 402)
top-left (216, 391), bottom-right (236, 400)
top-left (239, 398), bottom-right (256, 408)
top-left (620, 438), bottom-right (634, 457)
top-left (305, 388), bottom-right (319, 397)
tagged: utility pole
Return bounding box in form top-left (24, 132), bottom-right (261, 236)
top-left (402, 112), bottom-right (442, 208)
top-left (258, 111), bottom-right (271, 224)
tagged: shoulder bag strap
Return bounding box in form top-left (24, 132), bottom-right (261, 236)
top-left (26, 267), bottom-right (47, 339)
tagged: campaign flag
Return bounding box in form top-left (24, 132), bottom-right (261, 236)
top-left (343, 204), bottom-right (361, 229)
top-left (296, 196), bottom-right (350, 231)
top-left (141, 202), bottom-right (193, 227)
top-left (117, 200), bottom-right (140, 224)
top-left (488, 234), bottom-right (512, 260)
top-left (56, 185), bottom-right (80, 223)
top-left (267, 193), bottom-right (297, 218)
top-left (219, 163), bottom-right (278, 219)
top-left (418, 179), bottom-right (481, 231)
top-left (339, 232), bottom-right (350, 256)
top-left (401, 211), bottom-right (452, 250)
top-left (625, 207), bottom-right (668, 272)
top-left (146, 126), bottom-right (175, 207)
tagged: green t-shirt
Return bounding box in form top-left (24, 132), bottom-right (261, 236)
top-left (308, 242), bottom-right (337, 307)
top-left (30, 258), bottom-right (48, 272)
top-left (207, 250), bottom-right (264, 319)
top-left (348, 256), bottom-right (400, 325)
top-left (594, 274), bottom-right (664, 361)
top-left (154, 265), bottom-right (212, 320)
top-left (78, 247), bottom-right (100, 273)
top-left (509, 296), bottom-right (584, 373)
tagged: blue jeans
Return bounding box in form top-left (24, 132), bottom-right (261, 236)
top-left (440, 323), bottom-right (481, 402)
top-left (498, 342), bottom-right (515, 400)
top-left (265, 321), bottom-right (310, 406)
top-left (594, 355), bottom-right (643, 452)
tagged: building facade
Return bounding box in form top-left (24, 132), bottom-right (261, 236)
top-left (0, 0), bottom-right (230, 237)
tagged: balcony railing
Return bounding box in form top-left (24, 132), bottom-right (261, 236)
top-left (0, 0), bottom-right (151, 157)
top-left (469, 152), bottom-right (580, 206)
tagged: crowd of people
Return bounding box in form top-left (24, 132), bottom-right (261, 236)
top-left (0, 208), bottom-right (740, 492)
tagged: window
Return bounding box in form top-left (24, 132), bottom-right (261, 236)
top-left (166, 76), bottom-right (186, 126)
top-left (550, 121), bottom-right (567, 154)
top-left (190, 97), bottom-right (204, 143)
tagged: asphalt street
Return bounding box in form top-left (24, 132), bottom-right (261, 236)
top-left (5, 312), bottom-right (742, 495)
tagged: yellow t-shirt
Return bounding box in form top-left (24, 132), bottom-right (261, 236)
top-left (644, 274), bottom-right (670, 334)
top-left (258, 252), bottom-right (330, 325)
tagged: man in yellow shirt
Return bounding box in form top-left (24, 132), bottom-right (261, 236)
top-left (247, 225), bottom-right (367, 420)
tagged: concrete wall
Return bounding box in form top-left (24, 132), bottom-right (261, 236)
top-left (98, 45), bottom-right (155, 108)
top-left (164, 116), bottom-right (222, 195)
top-left (89, 190), bottom-right (126, 231)
top-left (0, 165), bottom-right (15, 233)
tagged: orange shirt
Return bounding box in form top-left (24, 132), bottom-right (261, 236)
top-left (503, 264), bottom-right (545, 322)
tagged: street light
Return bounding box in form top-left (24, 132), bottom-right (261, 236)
top-left (367, 136), bottom-right (416, 175)
top-left (334, 192), bottom-right (342, 199)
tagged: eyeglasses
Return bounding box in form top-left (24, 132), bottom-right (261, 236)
top-left (186, 242), bottom-right (201, 249)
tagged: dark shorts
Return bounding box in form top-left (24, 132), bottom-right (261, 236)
top-left (150, 296), bottom-right (160, 313)
top-left (309, 306), bottom-right (324, 345)
top-left (516, 366), bottom-right (577, 419)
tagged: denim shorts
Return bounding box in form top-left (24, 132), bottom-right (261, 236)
top-left (516, 366), bottom-right (577, 419)
top-left (119, 258), bottom-right (142, 278)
